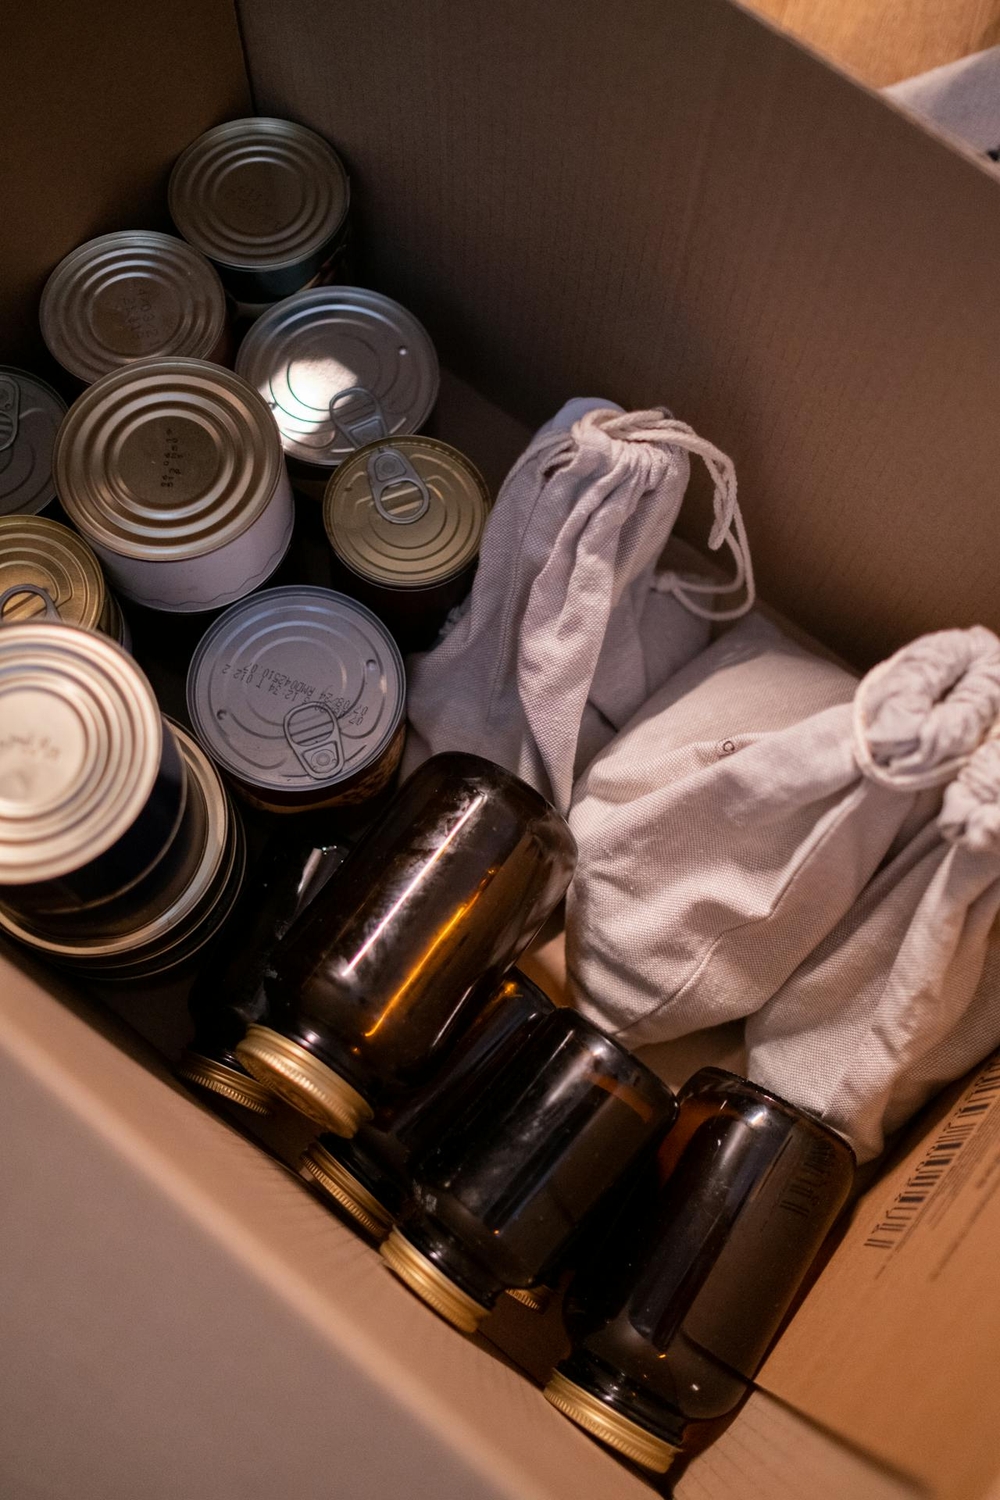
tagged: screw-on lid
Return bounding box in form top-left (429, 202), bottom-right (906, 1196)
top-left (0, 515), bottom-right (107, 630)
top-left (54, 357), bottom-right (286, 560)
top-left (235, 287), bottom-right (439, 468)
top-left (39, 231), bottom-right (227, 385)
top-left (0, 367), bottom-right (67, 517)
top-left (169, 117), bottom-right (350, 272)
top-left (186, 585), bottom-right (405, 793)
top-left (323, 436), bottom-right (490, 589)
top-left (0, 623), bottom-right (163, 884)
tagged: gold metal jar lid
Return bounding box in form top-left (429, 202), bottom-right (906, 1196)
top-left (53, 357), bottom-right (285, 560)
top-left (380, 1228), bottom-right (490, 1334)
top-left (234, 287), bottom-right (439, 469)
top-left (236, 1025), bottom-right (374, 1136)
top-left (323, 436), bottom-right (490, 589)
top-left (178, 1052), bottom-right (274, 1115)
top-left (0, 367), bottom-right (67, 517)
top-left (169, 117), bottom-right (350, 272)
top-left (543, 1371), bottom-right (680, 1474)
top-left (0, 515), bottom-right (107, 630)
top-left (300, 1140), bottom-right (395, 1240)
top-left (0, 622), bottom-right (162, 885)
top-left (39, 231), bottom-right (227, 385)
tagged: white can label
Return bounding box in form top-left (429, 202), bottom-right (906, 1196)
top-left (91, 467), bottom-right (295, 613)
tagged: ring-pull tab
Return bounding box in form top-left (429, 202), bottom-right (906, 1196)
top-left (329, 386), bottom-right (388, 450)
top-left (284, 701), bottom-right (345, 781)
top-left (367, 446), bottom-right (431, 525)
top-left (0, 377), bottom-right (20, 454)
top-left (0, 585), bottom-right (62, 623)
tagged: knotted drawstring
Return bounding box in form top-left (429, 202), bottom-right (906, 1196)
top-left (939, 733), bottom-right (1000, 852)
top-left (643, 422), bottom-right (756, 622)
top-left (853, 625), bottom-right (1000, 791)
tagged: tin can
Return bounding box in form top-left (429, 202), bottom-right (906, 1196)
top-left (0, 623), bottom-right (185, 921)
top-left (0, 367), bottom-right (67, 517)
top-left (39, 231), bottom-right (229, 386)
top-left (168, 117), bottom-right (350, 311)
top-left (186, 584), bottom-right (406, 812)
top-left (0, 712), bottom-right (244, 980)
top-left (53, 357), bottom-right (294, 612)
top-left (235, 287), bottom-right (439, 495)
top-left (0, 514), bottom-right (129, 647)
top-left (323, 436), bottom-right (490, 647)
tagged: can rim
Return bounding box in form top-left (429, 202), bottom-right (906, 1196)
top-left (53, 357), bottom-right (286, 560)
top-left (168, 117), bottom-right (350, 272)
top-left (0, 366), bottom-right (67, 518)
top-left (39, 231), bottom-right (228, 385)
top-left (0, 514), bottom-right (108, 629)
top-left (0, 623), bottom-right (163, 884)
top-left (322, 435), bottom-right (491, 589)
top-left (185, 584), bottom-right (406, 792)
top-left (234, 286), bottom-right (440, 469)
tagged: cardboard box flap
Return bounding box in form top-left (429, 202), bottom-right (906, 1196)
top-left (0, 955), bottom-right (652, 1500)
top-left (761, 1054), bottom-right (1000, 1500)
top-left (240, 0), bottom-right (1000, 669)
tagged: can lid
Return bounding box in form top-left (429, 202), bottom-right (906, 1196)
top-left (169, 117), bottom-right (350, 272)
top-left (235, 287), bottom-right (439, 469)
top-left (186, 585), bottom-right (405, 792)
top-left (0, 367), bottom-right (67, 518)
top-left (53, 357), bottom-right (285, 560)
top-left (0, 622), bottom-right (163, 884)
top-left (39, 232), bottom-right (227, 385)
top-left (323, 436), bottom-right (490, 588)
top-left (0, 515), bottom-right (107, 630)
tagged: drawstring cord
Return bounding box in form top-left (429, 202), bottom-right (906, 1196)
top-left (646, 423), bottom-right (756, 621)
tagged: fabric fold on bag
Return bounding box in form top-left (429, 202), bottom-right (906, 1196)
top-left (567, 621), bottom-right (1000, 1050)
top-left (403, 402), bottom-right (754, 813)
top-left (748, 730), bottom-right (1000, 1162)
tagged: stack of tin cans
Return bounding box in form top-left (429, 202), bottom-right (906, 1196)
top-left (0, 112), bottom-right (500, 976)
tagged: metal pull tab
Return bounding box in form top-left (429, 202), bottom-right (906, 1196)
top-left (284, 701), bottom-right (345, 781)
top-left (0, 585), bottom-right (61, 622)
top-left (0, 377), bottom-right (20, 454)
top-left (366, 446), bottom-right (431, 525)
top-left (329, 386), bottom-right (388, 449)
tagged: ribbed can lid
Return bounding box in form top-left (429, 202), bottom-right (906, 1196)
top-left (53, 357), bottom-right (285, 560)
top-left (323, 436), bottom-right (490, 588)
top-left (186, 585), bottom-right (405, 793)
top-left (39, 231), bottom-right (227, 385)
top-left (235, 287), bottom-right (439, 468)
top-left (0, 515), bottom-right (107, 629)
top-left (0, 622), bottom-right (163, 884)
top-left (169, 117), bottom-right (350, 272)
top-left (0, 367), bottom-right (67, 517)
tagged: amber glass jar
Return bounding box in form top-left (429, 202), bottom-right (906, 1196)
top-left (236, 753), bottom-right (577, 1136)
top-left (179, 834), bottom-right (347, 1113)
top-left (301, 969), bottom-right (555, 1238)
top-left (544, 1069), bottom-right (856, 1474)
top-left (380, 1009), bottom-right (677, 1333)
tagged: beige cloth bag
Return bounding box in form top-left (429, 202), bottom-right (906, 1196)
top-left (568, 621), bottom-right (1000, 1049)
top-left (747, 731), bottom-right (1000, 1162)
top-left (403, 404), bottom-right (754, 813)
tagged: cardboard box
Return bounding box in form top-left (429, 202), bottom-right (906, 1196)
top-left (4, 1), bottom-right (1000, 1495)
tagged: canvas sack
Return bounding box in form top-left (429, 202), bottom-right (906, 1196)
top-left (568, 622), bottom-right (1000, 1049)
top-left (403, 403), bottom-right (754, 813)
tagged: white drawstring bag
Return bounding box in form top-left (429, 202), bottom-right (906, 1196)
top-left (403, 403), bottom-right (754, 813)
top-left (747, 732), bottom-right (1000, 1162)
top-left (567, 622), bottom-right (1000, 1049)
